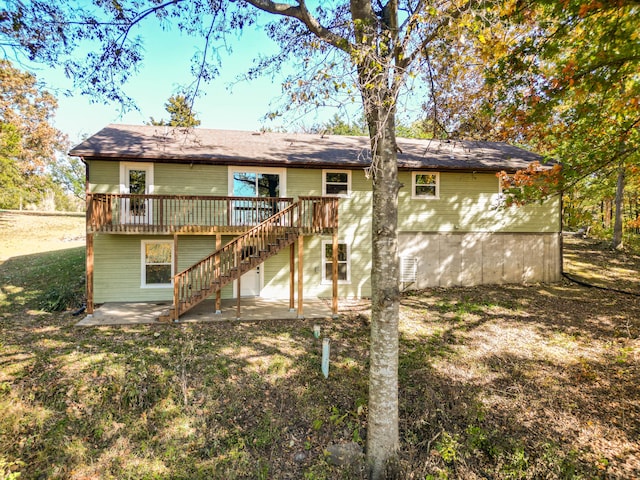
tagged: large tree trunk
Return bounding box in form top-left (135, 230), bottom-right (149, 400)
top-left (344, 2), bottom-right (402, 477)
top-left (612, 162), bottom-right (625, 249)
top-left (365, 106), bottom-right (401, 479)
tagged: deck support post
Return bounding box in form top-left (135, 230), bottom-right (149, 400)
top-left (173, 233), bottom-right (179, 279)
top-left (236, 238), bottom-right (241, 320)
top-left (297, 234), bottom-right (304, 318)
top-left (86, 233), bottom-right (94, 314)
top-left (173, 233), bottom-right (179, 320)
top-left (289, 242), bottom-right (295, 311)
top-left (332, 226), bottom-right (338, 318)
top-left (215, 234), bottom-right (221, 314)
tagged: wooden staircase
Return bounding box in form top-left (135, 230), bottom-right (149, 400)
top-left (159, 197), bottom-right (337, 321)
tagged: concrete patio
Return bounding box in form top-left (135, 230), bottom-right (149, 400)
top-left (76, 297), bottom-right (341, 326)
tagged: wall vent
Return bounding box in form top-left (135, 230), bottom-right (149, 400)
top-left (400, 257), bottom-right (418, 283)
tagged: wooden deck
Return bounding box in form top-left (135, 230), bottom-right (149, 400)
top-left (84, 195), bottom-right (340, 320)
top-left (87, 194), bottom-right (297, 234)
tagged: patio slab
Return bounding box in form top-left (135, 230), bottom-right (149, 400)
top-left (76, 298), bottom-right (338, 326)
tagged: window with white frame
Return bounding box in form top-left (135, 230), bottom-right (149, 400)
top-left (498, 173), bottom-right (516, 195)
top-left (496, 173), bottom-right (521, 206)
top-left (323, 170), bottom-right (351, 197)
top-left (322, 240), bottom-right (350, 283)
top-left (412, 172), bottom-right (439, 199)
top-left (141, 240), bottom-right (173, 287)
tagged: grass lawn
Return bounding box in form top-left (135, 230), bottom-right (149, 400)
top-left (0, 212), bottom-right (638, 479)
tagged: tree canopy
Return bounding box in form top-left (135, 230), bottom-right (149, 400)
top-left (412, 1), bottom-right (639, 244)
top-left (487, 1), bottom-right (640, 246)
top-left (148, 94), bottom-right (201, 128)
top-left (0, 59), bottom-right (69, 209)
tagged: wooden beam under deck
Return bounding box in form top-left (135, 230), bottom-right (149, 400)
top-left (86, 233), bottom-right (94, 314)
top-left (88, 226), bottom-right (259, 236)
top-left (215, 234), bottom-right (221, 313)
top-left (297, 235), bottom-right (304, 318)
top-left (236, 239), bottom-right (241, 320)
top-left (332, 225), bottom-right (339, 317)
top-left (173, 234), bottom-right (179, 321)
top-left (289, 243), bottom-right (295, 311)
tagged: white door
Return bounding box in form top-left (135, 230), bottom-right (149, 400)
top-left (121, 164), bottom-right (153, 224)
top-left (239, 265), bottom-right (261, 297)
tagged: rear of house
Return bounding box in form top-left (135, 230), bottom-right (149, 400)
top-left (71, 125), bottom-right (561, 319)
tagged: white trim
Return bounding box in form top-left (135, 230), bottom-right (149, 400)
top-left (120, 162), bottom-right (155, 225)
top-left (227, 166), bottom-right (287, 197)
top-left (321, 239), bottom-right (351, 285)
top-left (120, 162), bottom-right (154, 194)
top-left (141, 240), bottom-right (174, 288)
top-left (322, 169), bottom-right (351, 197)
top-left (411, 172), bottom-right (440, 199)
top-left (496, 173), bottom-right (520, 208)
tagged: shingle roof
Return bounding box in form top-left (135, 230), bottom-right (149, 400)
top-left (69, 123), bottom-right (543, 172)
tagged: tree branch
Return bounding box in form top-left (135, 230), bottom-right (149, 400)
top-left (245, 0), bottom-right (352, 53)
top-left (190, 11), bottom-right (218, 105)
top-left (399, 0), bottom-right (480, 71)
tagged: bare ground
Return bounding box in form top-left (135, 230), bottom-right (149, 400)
top-left (0, 215), bottom-right (638, 479)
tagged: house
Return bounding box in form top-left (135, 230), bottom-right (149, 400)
top-left (70, 124), bottom-right (561, 321)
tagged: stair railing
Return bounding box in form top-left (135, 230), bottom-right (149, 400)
top-left (171, 196), bottom-right (337, 319)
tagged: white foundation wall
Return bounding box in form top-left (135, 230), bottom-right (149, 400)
top-left (398, 232), bottom-right (561, 288)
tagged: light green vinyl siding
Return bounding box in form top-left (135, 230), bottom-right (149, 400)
top-left (261, 250), bottom-right (291, 298)
top-left (94, 234), bottom-right (235, 303)
top-left (88, 160), bottom-right (119, 193)
top-left (154, 163), bottom-right (228, 195)
top-left (88, 161), bottom-right (228, 195)
top-left (398, 171), bottom-right (560, 233)
top-left (288, 168), bottom-right (373, 298)
top-left (286, 169), bottom-right (323, 197)
top-left (94, 235), bottom-right (168, 303)
top-left (89, 162), bottom-right (558, 234)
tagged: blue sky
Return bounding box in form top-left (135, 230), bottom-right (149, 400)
top-left (25, 18), bottom-right (344, 145)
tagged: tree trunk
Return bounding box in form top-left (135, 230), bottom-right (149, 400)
top-left (612, 162), bottom-right (625, 249)
top-left (366, 108), bottom-right (401, 479)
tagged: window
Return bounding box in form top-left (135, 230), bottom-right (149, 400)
top-left (228, 167), bottom-right (287, 225)
top-left (412, 172), bottom-right (439, 199)
top-left (119, 162), bottom-right (154, 224)
top-left (323, 170), bottom-right (351, 197)
top-left (228, 167), bottom-right (286, 197)
top-left (322, 240), bottom-right (350, 284)
top-left (120, 162), bottom-right (154, 195)
top-left (141, 240), bottom-right (173, 287)
top-left (495, 173), bottom-right (521, 208)
top-left (498, 174), bottom-right (515, 195)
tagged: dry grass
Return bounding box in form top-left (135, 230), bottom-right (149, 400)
top-left (0, 214), bottom-right (638, 479)
top-left (0, 211), bottom-right (84, 261)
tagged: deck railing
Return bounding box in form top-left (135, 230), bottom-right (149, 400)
top-left (86, 193), bottom-right (295, 233)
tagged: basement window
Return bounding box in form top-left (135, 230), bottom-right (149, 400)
top-left (321, 240), bottom-right (350, 284)
top-left (141, 240), bottom-right (174, 288)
